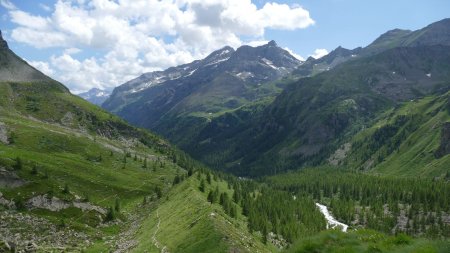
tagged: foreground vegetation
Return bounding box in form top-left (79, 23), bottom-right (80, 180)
top-left (288, 229), bottom-right (450, 253)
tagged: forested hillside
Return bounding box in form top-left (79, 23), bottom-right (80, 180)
top-left (101, 19), bottom-right (450, 178)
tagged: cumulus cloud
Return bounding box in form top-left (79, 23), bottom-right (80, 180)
top-left (310, 48), bottom-right (329, 59)
top-left (6, 0), bottom-right (314, 92)
top-left (28, 60), bottom-right (54, 76)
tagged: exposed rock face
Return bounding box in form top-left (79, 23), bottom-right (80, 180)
top-left (328, 143), bottom-right (352, 166)
top-left (73, 201), bottom-right (107, 215)
top-left (60, 111), bottom-right (75, 126)
top-left (0, 122), bottom-right (8, 144)
top-left (0, 210), bottom-right (92, 251)
top-left (0, 168), bottom-right (26, 188)
top-left (26, 195), bottom-right (71, 212)
top-left (435, 122), bottom-right (450, 158)
top-left (26, 194), bottom-right (107, 214)
top-left (0, 192), bottom-right (15, 209)
top-left (0, 30), bottom-right (55, 83)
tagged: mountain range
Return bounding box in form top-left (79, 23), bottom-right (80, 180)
top-left (103, 41), bottom-right (301, 135)
top-left (78, 88), bottom-right (112, 105)
top-left (102, 18), bottom-right (450, 177)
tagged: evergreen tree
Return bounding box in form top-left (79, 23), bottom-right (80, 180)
top-left (13, 157), bottom-right (22, 170)
top-left (173, 175), bottom-right (181, 185)
top-left (31, 164), bottom-right (38, 175)
top-left (105, 207), bottom-right (116, 222)
top-left (155, 186), bottom-right (162, 199)
top-left (62, 183), bottom-right (70, 194)
top-left (115, 198), bottom-right (121, 212)
top-left (207, 190), bottom-right (214, 203)
top-left (199, 179), bottom-right (206, 192)
top-left (207, 173), bottom-right (212, 184)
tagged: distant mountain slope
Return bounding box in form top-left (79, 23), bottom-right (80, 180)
top-left (0, 31), bottom-right (55, 84)
top-left (294, 18), bottom-right (450, 79)
top-left (102, 41), bottom-right (301, 142)
top-left (341, 91), bottom-right (450, 178)
top-left (189, 45), bottom-right (450, 176)
top-left (78, 88), bottom-right (111, 105)
top-left (101, 18), bottom-right (450, 178)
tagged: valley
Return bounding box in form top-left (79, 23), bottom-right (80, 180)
top-left (0, 9), bottom-right (449, 253)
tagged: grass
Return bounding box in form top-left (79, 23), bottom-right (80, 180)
top-left (0, 81), bottom-right (185, 251)
top-left (0, 111), bottom-right (182, 251)
top-left (287, 229), bottom-right (450, 253)
top-left (0, 81), bottom-right (274, 252)
top-left (1, 77), bottom-right (448, 252)
top-left (132, 173), bottom-right (272, 253)
top-left (344, 92), bottom-right (450, 178)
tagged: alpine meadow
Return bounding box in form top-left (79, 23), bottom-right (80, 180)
top-left (0, 1), bottom-right (449, 252)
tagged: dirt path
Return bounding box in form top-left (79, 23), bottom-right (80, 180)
top-left (151, 211), bottom-right (168, 253)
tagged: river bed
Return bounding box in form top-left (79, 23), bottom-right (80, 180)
top-left (315, 203), bottom-right (349, 232)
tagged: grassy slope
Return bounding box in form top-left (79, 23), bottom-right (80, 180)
top-left (0, 82), bottom-right (181, 251)
top-left (0, 81), bottom-right (271, 252)
top-left (133, 174), bottom-right (272, 253)
top-left (343, 92), bottom-right (450, 177)
top-left (288, 229), bottom-right (450, 253)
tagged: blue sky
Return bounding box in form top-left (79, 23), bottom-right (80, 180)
top-left (1, 0), bottom-right (449, 92)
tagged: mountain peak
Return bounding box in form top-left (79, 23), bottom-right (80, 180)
top-left (267, 40), bottom-right (278, 47)
top-left (0, 30), bottom-right (8, 49)
top-left (78, 88), bottom-right (111, 105)
top-left (202, 45), bottom-right (235, 65)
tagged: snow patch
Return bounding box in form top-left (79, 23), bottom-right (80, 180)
top-left (185, 68), bottom-right (197, 77)
top-left (236, 71), bottom-right (254, 80)
top-left (204, 57), bottom-right (230, 67)
top-left (316, 203), bottom-right (349, 232)
top-left (426, 73), bottom-right (431, 78)
top-left (261, 58), bottom-right (279, 69)
top-left (219, 49), bottom-right (230, 56)
top-left (130, 76), bottom-right (165, 93)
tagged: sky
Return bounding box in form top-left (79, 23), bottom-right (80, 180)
top-left (0, 0), bottom-right (449, 93)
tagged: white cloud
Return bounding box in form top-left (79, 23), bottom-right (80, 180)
top-left (246, 40), bottom-right (269, 47)
top-left (28, 60), bottom-right (54, 76)
top-left (0, 0), bottom-right (16, 10)
top-left (283, 47), bottom-right (305, 61)
top-left (259, 3), bottom-right (314, 30)
top-left (310, 48), bottom-right (329, 59)
top-left (7, 0), bottom-right (315, 92)
top-left (39, 3), bottom-right (52, 12)
top-left (64, 47), bottom-right (82, 55)
top-left (10, 10), bottom-right (50, 30)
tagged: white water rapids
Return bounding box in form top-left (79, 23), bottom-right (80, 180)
top-left (315, 203), bottom-right (349, 232)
